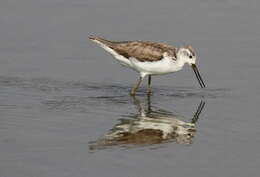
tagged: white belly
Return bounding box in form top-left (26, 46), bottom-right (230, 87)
top-left (129, 57), bottom-right (183, 76)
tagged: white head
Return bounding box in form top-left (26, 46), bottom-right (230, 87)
top-left (177, 45), bottom-right (206, 88)
top-left (177, 45), bottom-right (197, 66)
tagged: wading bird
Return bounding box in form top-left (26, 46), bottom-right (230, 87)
top-left (89, 37), bottom-right (206, 95)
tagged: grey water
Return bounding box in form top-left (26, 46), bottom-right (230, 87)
top-left (1, 0), bottom-right (260, 177)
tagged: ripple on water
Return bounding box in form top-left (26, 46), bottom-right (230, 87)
top-left (158, 87), bottom-right (230, 99)
top-left (0, 76), bottom-right (230, 105)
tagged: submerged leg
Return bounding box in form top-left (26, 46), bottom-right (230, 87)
top-left (147, 75), bottom-right (152, 95)
top-left (130, 76), bottom-right (143, 96)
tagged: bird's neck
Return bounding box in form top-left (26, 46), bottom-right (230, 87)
top-left (175, 56), bottom-right (186, 69)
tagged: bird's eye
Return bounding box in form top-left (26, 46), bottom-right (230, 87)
top-left (189, 55), bottom-right (193, 59)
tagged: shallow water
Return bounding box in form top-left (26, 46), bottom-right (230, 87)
top-left (1, 0), bottom-right (260, 177)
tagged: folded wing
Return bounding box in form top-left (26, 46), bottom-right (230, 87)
top-left (89, 37), bottom-right (177, 62)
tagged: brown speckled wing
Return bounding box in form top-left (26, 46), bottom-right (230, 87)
top-left (90, 37), bottom-right (177, 62)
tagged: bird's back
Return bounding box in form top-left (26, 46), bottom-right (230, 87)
top-left (89, 37), bottom-right (177, 62)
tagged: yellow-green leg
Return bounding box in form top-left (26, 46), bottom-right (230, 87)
top-left (130, 77), bottom-right (143, 96)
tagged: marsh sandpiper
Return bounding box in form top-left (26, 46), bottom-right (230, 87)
top-left (89, 36), bottom-right (206, 95)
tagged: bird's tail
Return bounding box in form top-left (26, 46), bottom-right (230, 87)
top-left (88, 36), bottom-right (115, 47)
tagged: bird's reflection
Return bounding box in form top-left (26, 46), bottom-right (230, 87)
top-left (89, 96), bottom-right (205, 149)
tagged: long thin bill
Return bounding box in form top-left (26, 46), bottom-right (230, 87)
top-left (192, 64), bottom-right (206, 88)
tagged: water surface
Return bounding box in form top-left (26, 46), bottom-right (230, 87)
top-left (1, 0), bottom-right (260, 177)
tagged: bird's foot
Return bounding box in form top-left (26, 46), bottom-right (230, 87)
top-left (147, 88), bottom-right (152, 96)
top-left (130, 89), bottom-right (136, 96)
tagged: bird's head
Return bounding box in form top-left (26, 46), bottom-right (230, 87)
top-left (177, 45), bottom-right (197, 66)
top-left (177, 45), bottom-right (206, 88)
